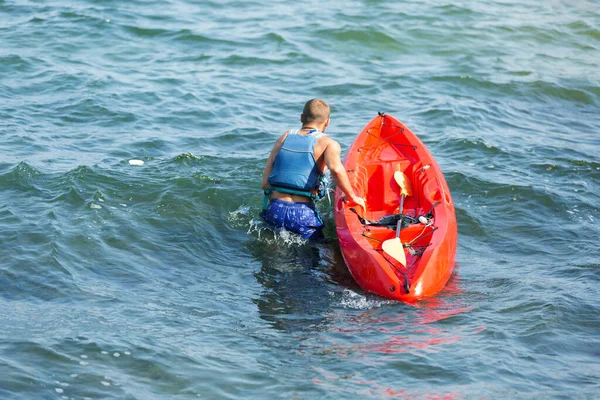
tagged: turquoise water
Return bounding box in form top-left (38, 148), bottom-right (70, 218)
top-left (1, 0), bottom-right (599, 398)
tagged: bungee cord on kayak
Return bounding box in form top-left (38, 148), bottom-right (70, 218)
top-left (348, 200), bottom-right (439, 227)
top-left (357, 113), bottom-right (419, 153)
top-left (359, 127), bottom-right (418, 152)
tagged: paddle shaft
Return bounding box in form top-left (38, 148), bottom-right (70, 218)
top-left (395, 194), bottom-right (405, 239)
top-left (380, 174), bottom-right (408, 268)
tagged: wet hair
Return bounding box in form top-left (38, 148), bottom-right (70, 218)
top-left (302, 99), bottom-right (330, 123)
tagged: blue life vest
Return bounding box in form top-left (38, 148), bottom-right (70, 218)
top-left (268, 129), bottom-right (324, 192)
top-left (263, 129), bottom-right (328, 210)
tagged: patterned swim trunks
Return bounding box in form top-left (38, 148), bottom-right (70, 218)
top-left (260, 199), bottom-right (324, 240)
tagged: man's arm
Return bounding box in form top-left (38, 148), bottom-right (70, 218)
top-left (323, 139), bottom-right (365, 208)
top-left (261, 132), bottom-right (288, 190)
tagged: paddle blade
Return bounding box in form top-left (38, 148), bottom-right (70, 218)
top-left (382, 237), bottom-right (407, 266)
top-left (394, 171), bottom-right (413, 196)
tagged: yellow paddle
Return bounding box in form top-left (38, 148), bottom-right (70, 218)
top-left (381, 171), bottom-right (413, 266)
top-left (393, 170), bottom-right (412, 198)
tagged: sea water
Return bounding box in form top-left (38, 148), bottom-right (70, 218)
top-left (1, 0), bottom-right (598, 398)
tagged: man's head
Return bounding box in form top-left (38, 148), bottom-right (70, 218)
top-left (301, 99), bottom-right (330, 128)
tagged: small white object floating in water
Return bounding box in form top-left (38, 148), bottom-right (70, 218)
top-left (129, 159), bottom-right (144, 166)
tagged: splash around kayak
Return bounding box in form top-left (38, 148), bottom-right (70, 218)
top-left (334, 113), bottom-right (458, 301)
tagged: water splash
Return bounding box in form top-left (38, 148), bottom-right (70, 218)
top-left (338, 289), bottom-right (397, 310)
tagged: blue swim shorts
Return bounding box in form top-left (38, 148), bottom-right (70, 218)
top-left (260, 199), bottom-right (324, 240)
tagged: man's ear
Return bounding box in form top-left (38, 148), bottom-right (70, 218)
top-left (300, 113), bottom-right (306, 123)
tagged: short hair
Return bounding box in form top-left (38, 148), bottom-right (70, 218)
top-left (302, 99), bottom-right (330, 123)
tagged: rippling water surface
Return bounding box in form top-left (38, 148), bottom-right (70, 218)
top-left (1, 0), bottom-right (599, 398)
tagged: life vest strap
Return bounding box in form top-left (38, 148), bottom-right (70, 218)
top-left (262, 187), bottom-right (319, 211)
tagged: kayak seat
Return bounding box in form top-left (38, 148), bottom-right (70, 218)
top-left (359, 160), bottom-right (414, 217)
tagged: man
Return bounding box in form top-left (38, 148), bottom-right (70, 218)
top-left (261, 99), bottom-right (365, 240)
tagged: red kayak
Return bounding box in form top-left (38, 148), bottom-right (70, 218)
top-left (334, 113), bottom-right (457, 301)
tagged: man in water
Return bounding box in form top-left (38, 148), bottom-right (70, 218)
top-left (261, 99), bottom-right (365, 240)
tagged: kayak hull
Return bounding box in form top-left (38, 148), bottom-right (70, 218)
top-left (334, 114), bottom-right (457, 301)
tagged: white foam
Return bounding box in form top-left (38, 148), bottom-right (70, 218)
top-left (247, 219), bottom-right (307, 246)
top-left (230, 205), bottom-right (251, 217)
top-left (128, 159), bottom-right (144, 166)
top-left (340, 289), bottom-right (396, 309)
top-left (228, 206), bottom-right (252, 228)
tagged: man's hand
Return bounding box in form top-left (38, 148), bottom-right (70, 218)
top-left (344, 194), bottom-right (366, 210)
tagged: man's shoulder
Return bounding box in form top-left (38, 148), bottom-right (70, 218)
top-left (316, 135), bottom-right (340, 155)
top-left (276, 131), bottom-right (290, 142)
top-left (316, 134), bottom-right (337, 144)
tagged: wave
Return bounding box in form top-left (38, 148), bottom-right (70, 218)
top-left (140, 27), bottom-right (242, 47)
top-left (219, 54), bottom-right (289, 67)
top-left (0, 54), bottom-right (47, 73)
top-left (429, 75), bottom-right (598, 105)
top-left (0, 162), bottom-right (42, 193)
top-left (316, 26), bottom-right (407, 52)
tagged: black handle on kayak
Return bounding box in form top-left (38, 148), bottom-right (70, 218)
top-left (349, 207), bottom-right (369, 225)
top-left (403, 275), bottom-right (410, 294)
